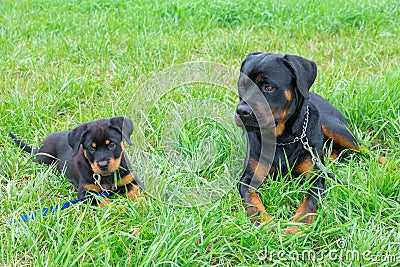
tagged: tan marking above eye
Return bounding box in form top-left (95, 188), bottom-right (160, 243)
top-left (105, 140), bottom-right (111, 145)
top-left (92, 143), bottom-right (97, 148)
top-left (256, 76), bottom-right (265, 83)
top-left (239, 75), bottom-right (257, 92)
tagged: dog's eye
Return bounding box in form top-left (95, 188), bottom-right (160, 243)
top-left (108, 143), bottom-right (116, 150)
top-left (87, 147), bottom-right (96, 153)
top-left (263, 86), bottom-right (274, 92)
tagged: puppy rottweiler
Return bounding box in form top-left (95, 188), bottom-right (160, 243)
top-left (9, 117), bottom-right (142, 203)
top-left (235, 52), bottom-right (362, 234)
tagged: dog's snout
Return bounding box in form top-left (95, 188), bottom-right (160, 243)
top-left (98, 160), bottom-right (109, 170)
top-left (236, 103), bottom-right (253, 117)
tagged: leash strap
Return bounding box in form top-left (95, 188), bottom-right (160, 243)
top-left (2, 191), bottom-right (111, 225)
top-left (302, 137), bottom-right (335, 179)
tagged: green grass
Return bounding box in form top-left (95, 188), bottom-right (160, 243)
top-left (1, 0), bottom-right (399, 266)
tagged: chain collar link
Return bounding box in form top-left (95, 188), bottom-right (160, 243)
top-left (275, 105), bottom-right (334, 177)
top-left (277, 105), bottom-right (309, 146)
top-left (93, 173), bottom-right (112, 193)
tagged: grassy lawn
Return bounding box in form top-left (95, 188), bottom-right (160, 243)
top-left (1, 0), bottom-right (399, 266)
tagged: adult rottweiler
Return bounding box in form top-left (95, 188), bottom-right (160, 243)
top-left (9, 117), bottom-right (142, 203)
top-left (235, 52), bottom-right (361, 234)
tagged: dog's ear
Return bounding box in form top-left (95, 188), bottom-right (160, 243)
top-left (68, 123), bottom-right (89, 157)
top-left (283, 54), bottom-right (317, 100)
top-left (110, 117), bottom-right (134, 146)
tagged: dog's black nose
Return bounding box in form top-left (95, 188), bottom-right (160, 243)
top-left (236, 103), bottom-right (253, 117)
top-left (98, 161), bottom-right (109, 170)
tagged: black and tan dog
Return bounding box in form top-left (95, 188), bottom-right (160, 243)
top-left (10, 117), bottom-right (142, 203)
top-left (235, 52), bottom-right (362, 234)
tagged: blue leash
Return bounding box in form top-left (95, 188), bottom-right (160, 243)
top-left (2, 191), bottom-right (111, 225)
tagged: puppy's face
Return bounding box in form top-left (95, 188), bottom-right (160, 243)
top-left (83, 127), bottom-right (124, 176)
top-left (68, 117), bottom-right (134, 176)
top-left (235, 53), bottom-right (316, 136)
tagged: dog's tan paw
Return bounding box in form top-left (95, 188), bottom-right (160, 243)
top-left (284, 225), bottom-right (301, 235)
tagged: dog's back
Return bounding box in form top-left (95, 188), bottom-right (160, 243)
top-left (35, 131), bottom-right (72, 165)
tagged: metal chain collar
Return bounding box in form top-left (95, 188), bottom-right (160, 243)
top-left (277, 105), bottom-right (309, 146)
top-left (276, 105), bottom-right (319, 163)
top-left (93, 173), bottom-right (111, 193)
top-left (275, 105), bottom-right (334, 178)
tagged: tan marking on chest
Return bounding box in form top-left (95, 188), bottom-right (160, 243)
top-left (248, 158), bottom-right (268, 182)
top-left (294, 158), bottom-right (314, 174)
top-left (117, 173), bottom-right (134, 187)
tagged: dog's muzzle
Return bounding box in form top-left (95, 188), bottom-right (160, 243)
top-left (236, 102), bottom-right (253, 117)
top-left (235, 103), bottom-right (260, 131)
top-left (98, 160), bottom-right (109, 171)
top-left (235, 101), bottom-right (276, 133)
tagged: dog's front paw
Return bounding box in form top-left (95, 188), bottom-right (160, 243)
top-left (284, 225), bottom-right (301, 235)
top-left (98, 198), bottom-right (111, 208)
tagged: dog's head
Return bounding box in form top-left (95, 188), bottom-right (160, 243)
top-left (68, 117), bottom-right (134, 176)
top-left (235, 52), bottom-right (317, 136)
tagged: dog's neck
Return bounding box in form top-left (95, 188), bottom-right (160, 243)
top-left (277, 98), bottom-right (308, 142)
